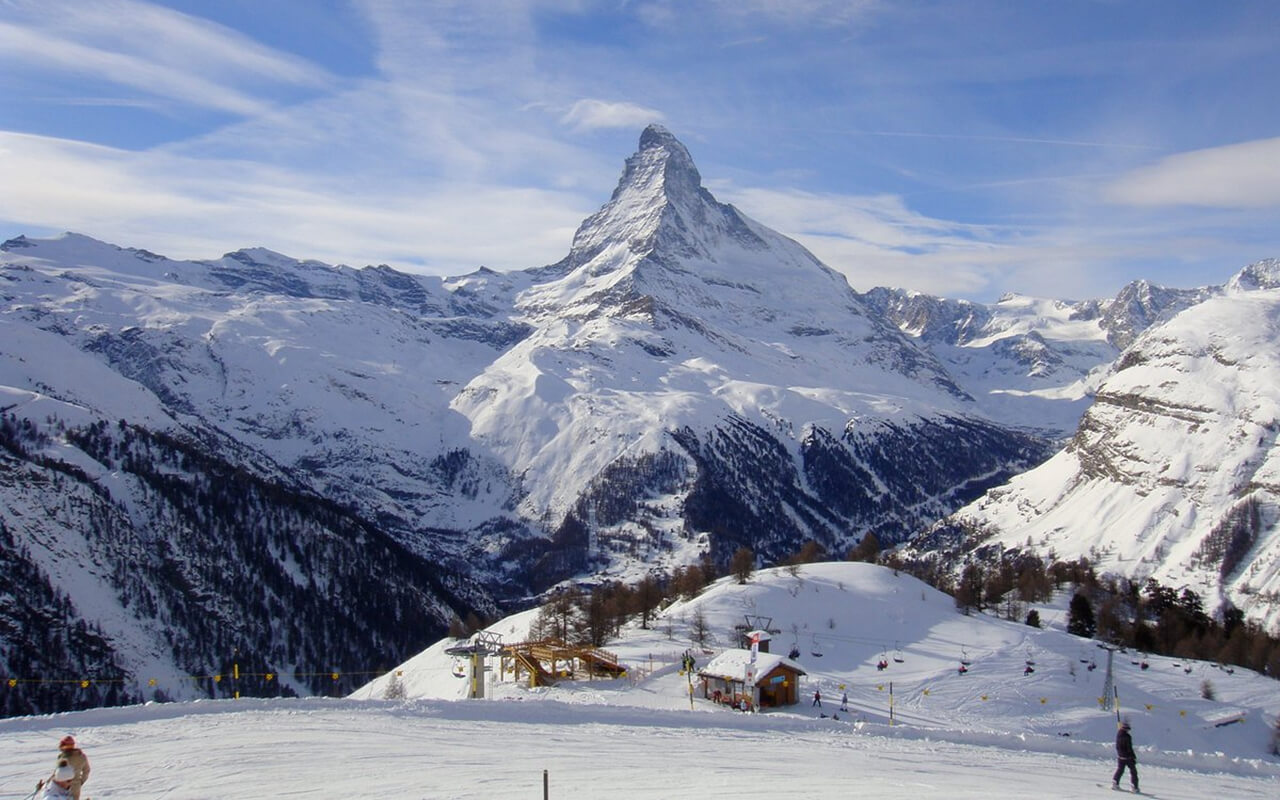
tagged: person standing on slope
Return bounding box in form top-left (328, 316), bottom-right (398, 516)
top-left (812, 688), bottom-right (821, 707)
top-left (53, 736), bottom-right (90, 800)
top-left (1112, 719), bottom-right (1139, 793)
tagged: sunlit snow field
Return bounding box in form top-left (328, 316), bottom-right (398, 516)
top-left (4, 564), bottom-right (1278, 799)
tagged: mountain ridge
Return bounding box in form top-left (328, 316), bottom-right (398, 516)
top-left (2, 127), bottom-right (1277, 714)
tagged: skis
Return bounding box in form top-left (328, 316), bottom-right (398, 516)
top-left (1096, 784), bottom-right (1148, 796)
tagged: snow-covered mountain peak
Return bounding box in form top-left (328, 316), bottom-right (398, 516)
top-left (1227, 258), bottom-right (1280, 293)
top-left (550, 126), bottom-right (779, 282)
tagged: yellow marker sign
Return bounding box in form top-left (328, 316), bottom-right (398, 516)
top-left (1039, 697), bottom-right (1048, 705)
top-left (80, 680), bottom-right (89, 688)
top-left (331, 672), bottom-right (340, 681)
top-left (7, 678), bottom-right (15, 688)
top-left (148, 678), bottom-right (157, 687)
top-left (265, 673), bottom-right (275, 681)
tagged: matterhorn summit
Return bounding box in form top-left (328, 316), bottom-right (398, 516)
top-left (557, 123), bottom-right (777, 272)
top-left (454, 127), bottom-right (1047, 571)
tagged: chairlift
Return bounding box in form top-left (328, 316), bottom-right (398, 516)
top-left (451, 658), bottom-right (467, 678)
top-left (960, 647), bottom-right (972, 667)
top-left (811, 635), bottom-right (824, 658)
top-left (957, 663), bottom-right (969, 675)
top-left (893, 641), bottom-right (905, 664)
top-left (877, 648), bottom-right (889, 671)
top-left (1023, 664), bottom-right (1035, 676)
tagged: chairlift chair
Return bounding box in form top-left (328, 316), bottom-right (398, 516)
top-left (893, 641), bottom-right (905, 663)
top-left (811, 634), bottom-right (824, 657)
top-left (451, 659), bottom-right (467, 678)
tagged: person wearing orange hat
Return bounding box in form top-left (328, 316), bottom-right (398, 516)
top-left (53, 736), bottom-right (90, 800)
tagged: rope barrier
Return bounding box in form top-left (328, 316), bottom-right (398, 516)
top-left (2, 669), bottom-right (395, 687)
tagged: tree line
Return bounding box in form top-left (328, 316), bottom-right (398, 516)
top-left (447, 531), bottom-right (1280, 683)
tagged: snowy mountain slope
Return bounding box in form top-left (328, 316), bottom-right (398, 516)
top-left (4, 564), bottom-right (1277, 799)
top-left (452, 125), bottom-right (1051, 571)
top-left (354, 563), bottom-right (1280, 771)
top-left (2, 126), bottom-right (1277, 713)
top-left (865, 273), bottom-right (1228, 438)
top-left (914, 290), bottom-right (1280, 626)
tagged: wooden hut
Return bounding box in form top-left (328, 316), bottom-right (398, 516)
top-left (697, 649), bottom-right (806, 710)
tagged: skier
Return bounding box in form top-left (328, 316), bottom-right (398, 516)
top-left (812, 688), bottom-right (821, 707)
top-left (1111, 719), bottom-right (1139, 793)
top-left (840, 691), bottom-right (848, 712)
top-left (53, 735), bottom-right (90, 800)
top-left (35, 761), bottom-right (76, 800)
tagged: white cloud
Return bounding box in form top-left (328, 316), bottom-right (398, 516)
top-left (1105, 137), bottom-right (1280, 208)
top-left (0, 22), bottom-right (269, 116)
top-left (0, 132), bottom-right (587, 273)
top-left (716, 184), bottom-right (1004, 294)
top-left (562, 100), bottom-right (665, 132)
top-left (637, 0), bottom-right (881, 29)
top-left (0, 0), bottom-right (332, 114)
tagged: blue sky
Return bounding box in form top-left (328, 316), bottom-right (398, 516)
top-left (1, 0), bottom-right (1278, 300)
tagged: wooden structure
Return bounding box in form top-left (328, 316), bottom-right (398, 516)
top-left (698, 649), bottom-right (806, 710)
top-left (740, 629), bottom-right (772, 653)
top-left (500, 638), bottom-right (626, 687)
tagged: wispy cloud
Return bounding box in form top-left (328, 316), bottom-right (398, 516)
top-left (0, 131), bottom-right (588, 272)
top-left (0, 0), bottom-right (332, 114)
top-left (638, 0), bottom-right (881, 29)
top-left (1105, 137), bottom-right (1280, 208)
top-left (562, 100), bottom-right (665, 132)
top-left (717, 183), bottom-right (1264, 298)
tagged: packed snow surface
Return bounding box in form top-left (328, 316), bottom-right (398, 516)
top-left (7, 564), bottom-right (1273, 798)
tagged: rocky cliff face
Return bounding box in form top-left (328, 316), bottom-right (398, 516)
top-left (913, 288), bottom-right (1280, 627)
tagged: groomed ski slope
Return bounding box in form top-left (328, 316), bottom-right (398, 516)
top-left (2, 563), bottom-right (1277, 798)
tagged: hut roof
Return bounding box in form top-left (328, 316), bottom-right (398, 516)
top-left (698, 649), bottom-right (806, 684)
